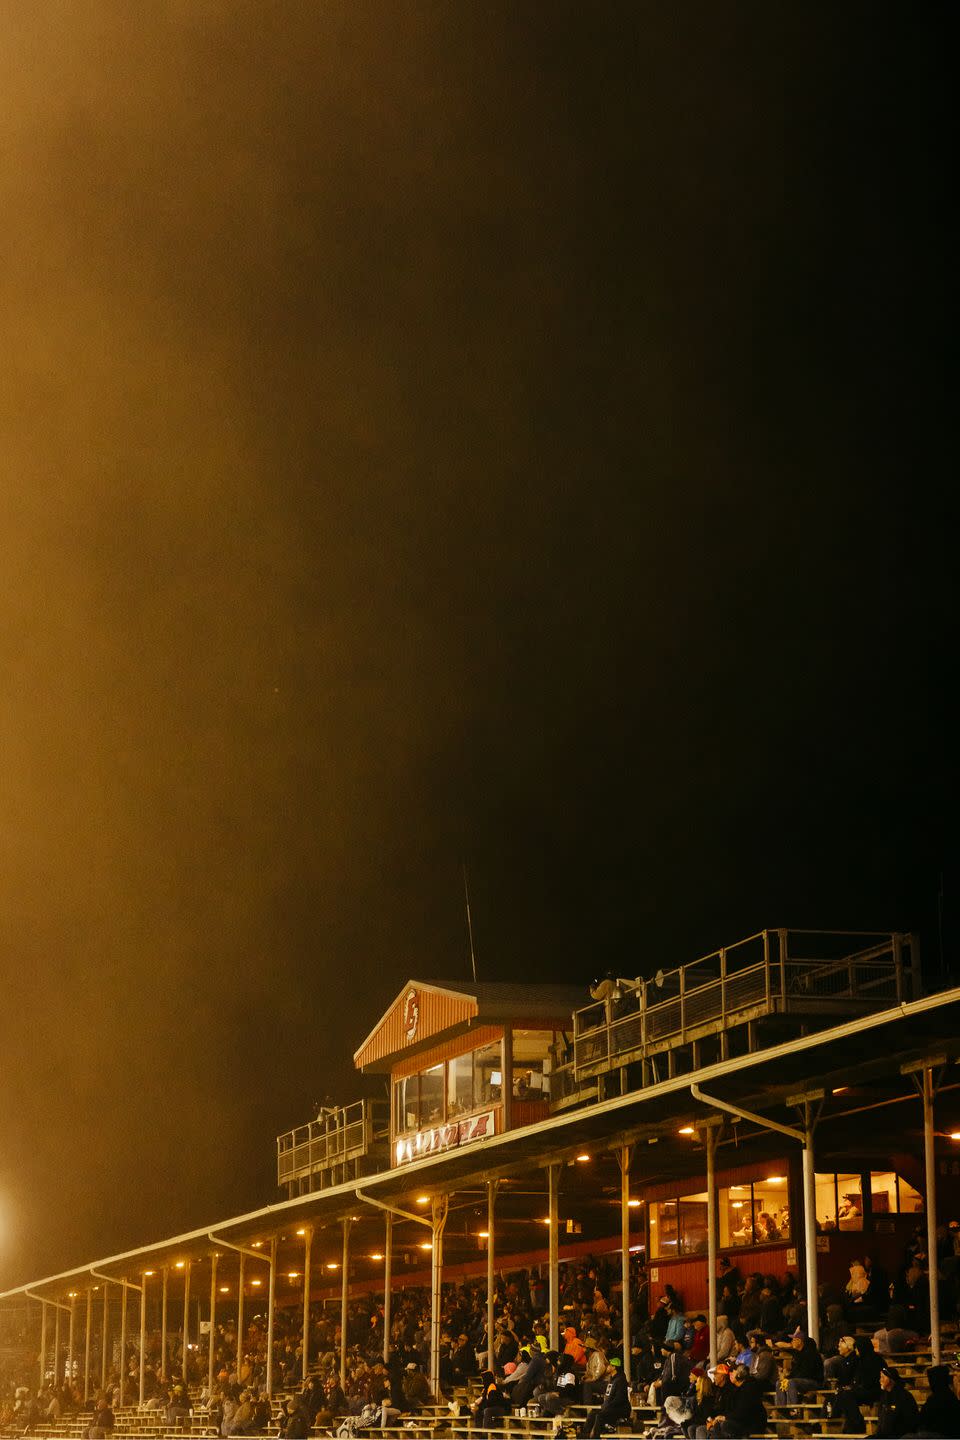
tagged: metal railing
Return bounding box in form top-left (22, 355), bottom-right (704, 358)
top-left (572, 929), bottom-right (916, 1078)
top-left (277, 1098), bottom-right (389, 1187)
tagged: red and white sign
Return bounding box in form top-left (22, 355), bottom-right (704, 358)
top-left (395, 1109), bottom-right (495, 1166)
top-left (402, 988), bottom-right (420, 1041)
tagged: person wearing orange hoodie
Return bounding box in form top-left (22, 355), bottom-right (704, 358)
top-left (563, 1327), bottom-right (586, 1369)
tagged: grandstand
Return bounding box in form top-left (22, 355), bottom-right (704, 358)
top-left (3, 928), bottom-right (960, 1440)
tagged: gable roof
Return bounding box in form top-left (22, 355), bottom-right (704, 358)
top-left (353, 979), bottom-right (585, 1073)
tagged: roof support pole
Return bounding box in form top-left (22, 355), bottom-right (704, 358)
top-left (68, 1294), bottom-right (76, 1387)
top-left (118, 1281), bottom-right (127, 1409)
top-left (547, 1163), bottom-right (560, 1353)
top-left (801, 1110), bottom-right (819, 1345)
top-left (919, 1067), bottom-right (942, 1364)
top-left (486, 1181), bottom-right (496, 1370)
top-left (617, 1146), bottom-right (632, 1382)
top-left (430, 1196), bottom-right (448, 1400)
top-left (139, 1273), bottom-right (148, 1407)
top-left (266, 1238), bottom-right (276, 1399)
top-left (84, 1289), bottom-right (92, 1402)
top-left (39, 1299), bottom-right (47, 1391)
top-left (100, 1282), bottom-right (109, 1393)
top-left (382, 1213), bottom-right (392, 1365)
top-left (208, 1255), bottom-right (218, 1395)
top-left (301, 1228), bottom-right (312, 1382)
top-left (54, 1300), bottom-right (61, 1388)
top-left (160, 1267), bottom-right (168, 1382)
top-left (706, 1125), bottom-right (719, 1368)
top-left (339, 1219), bottom-right (350, 1386)
top-left (182, 1261), bottom-right (191, 1383)
top-left (237, 1252), bottom-right (245, 1379)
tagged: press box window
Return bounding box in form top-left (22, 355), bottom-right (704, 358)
top-left (870, 1172), bottom-right (923, 1215)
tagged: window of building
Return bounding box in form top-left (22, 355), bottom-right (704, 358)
top-left (512, 1030), bottom-right (554, 1099)
top-left (870, 1172), bottom-right (924, 1215)
top-left (474, 1041), bottom-right (502, 1107)
top-left (396, 1074), bottom-right (419, 1135)
top-left (815, 1173), bottom-right (863, 1231)
top-left (419, 1064), bottom-right (444, 1126)
top-left (649, 1200), bottom-right (678, 1258)
top-left (679, 1192), bottom-right (708, 1255)
top-left (447, 1052), bottom-right (474, 1118)
top-left (719, 1176), bottom-right (791, 1247)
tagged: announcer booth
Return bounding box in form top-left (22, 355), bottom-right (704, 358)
top-left (353, 980), bottom-right (584, 1165)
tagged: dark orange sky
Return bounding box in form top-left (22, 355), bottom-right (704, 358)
top-left (0, 1), bottom-right (952, 1286)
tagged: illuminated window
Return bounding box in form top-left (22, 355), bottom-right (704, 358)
top-left (474, 1042), bottom-right (502, 1107)
top-left (870, 1172), bottom-right (923, 1215)
top-left (419, 1065), bottom-right (444, 1126)
top-left (719, 1178), bottom-right (791, 1247)
top-left (678, 1192), bottom-right (708, 1256)
top-left (446, 1053), bottom-right (474, 1117)
top-left (815, 1173), bottom-right (863, 1232)
top-left (649, 1200), bottom-right (677, 1259)
top-left (511, 1031), bottom-right (555, 1100)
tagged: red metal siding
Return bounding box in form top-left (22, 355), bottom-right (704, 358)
top-left (356, 986), bottom-right (478, 1069)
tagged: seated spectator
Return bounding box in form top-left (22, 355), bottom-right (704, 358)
top-left (875, 1364), bottom-right (919, 1439)
top-left (745, 1332), bottom-right (775, 1391)
top-left (472, 1371), bottom-right (509, 1431)
top-left (402, 1361), bottom-right (432, 1413)
top-left (646, 1340), bottom-right (688, 1410)
top-left (579, 1356), bottom-right (630, 1438)
top-left (707, 1364), bottom-right (765, 1439)
top-left (918, 1363), bottom-right (960, 1437)
top-left (562, 1326), bottom-right (586, 1369)
top-left (279, 1399), bottom-right (311, 1439)
top-left (715, 1316), bottom-right (737, 1365)
top-left (687, 1315), bottom-right (710, 1366)
top-left (777, 1328), bottom-right (823, 1404)
top-left (872, 1304), bottom-right (919, 1356)
top-left (581, 1339), bottom-right (608, 1404)
top-left (87, 1396), bottom-right (115, 1440)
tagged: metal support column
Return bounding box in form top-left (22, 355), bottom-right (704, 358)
top-left (236, 1253), bottom-right (245, 1377)
top-left (301, 1229), bottom-right (312, 1382)
top-left (84, 1289), bottom-right (92, 1402)
top-left (68, 1295), bottom-right (76, 1386)
top-left (430, 1196), bottom-right (449, 1399)
top-left (339, 1219), bottom-right (351, 1382)
top-left (160, 1268), bottom-right (168, 1381)
top-left (208, 1255), bottom-right (218, 1394)
top-left (266, 1238), bottom-right (276, 1399)
top-left (100, 1283), bottom-right (109, 1392)
top-left (182, 1263), bottom-right (191, 1382)
top-left (53, 1301), bottom-right (61, 1388)
top-left (39, 1300), bottom-right (47, 1390)
top-left (54, 1303), bottom-right (61, 1388)
top-left (923, 1068), bottom-right (941, 1364)
top-left (382, 1214), bottom-right (393, 1364)
top-left (801, 1112), bottom-right (820, 1345)
top-left (706, 1126), bottom-right (719, 1368)
top-left (118, 1282), bottom-right (127, 1409)
top-left (547, 1164), bottom-right (559, 1352)
top-left (486, 1180), bottom-right (496, 1369)
top-left (618, 1146), bottom-right (632, 1382)
top-left (140, 1273), bottom-right (148, 1407)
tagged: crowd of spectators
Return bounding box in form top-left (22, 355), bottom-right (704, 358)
top-left (2, 1240), bottom-right (959, 1440)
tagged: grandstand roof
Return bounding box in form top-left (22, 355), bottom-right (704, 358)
top-left (4, 982), bottom-right (960, 1302)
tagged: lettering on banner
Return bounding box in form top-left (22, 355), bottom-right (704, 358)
top-left (395, 1109), bottom-right (495, 1166)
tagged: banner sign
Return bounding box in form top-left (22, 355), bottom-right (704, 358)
top-left (395, 1109), bottom-right (495, 1166)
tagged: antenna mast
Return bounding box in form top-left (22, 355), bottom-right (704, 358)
top-left (462, 863), bottom-right (478, 983)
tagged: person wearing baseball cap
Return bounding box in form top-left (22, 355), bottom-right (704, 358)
top-left (876, 1363), bottom-right (919, 1437)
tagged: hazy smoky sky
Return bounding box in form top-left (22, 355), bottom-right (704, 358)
top-left (0, 1), bottom-right (952, 1285)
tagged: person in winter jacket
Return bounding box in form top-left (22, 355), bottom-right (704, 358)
top-left (874, 1365), bottom-right (919, 1439)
